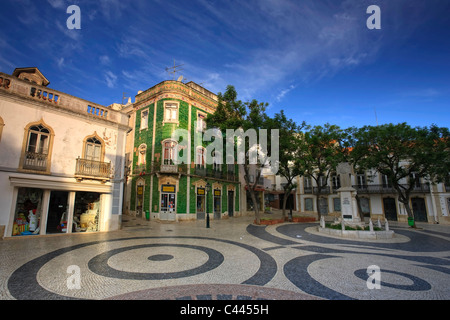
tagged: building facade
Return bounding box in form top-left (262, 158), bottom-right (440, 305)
top-left (0, 67), bottom-right (130, 238)
top-left (124, 80), bottom-right (241, 221)
top-left (265, 168), bottom-right (450, 224)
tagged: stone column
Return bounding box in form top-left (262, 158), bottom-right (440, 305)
top-left (336, 162), bottom-right (361, 225)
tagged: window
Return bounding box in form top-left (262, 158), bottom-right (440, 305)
top-left (163, 140), bottom-right (177, 165)
top-left (140, 109), bottom-right (149, 130)
top-left (304, 198), bottom-right (313, 211)
top-left (76, 135), bottom-right (109, 180)
top-left (356, 173), bottom-right (366, 187)
top-left (196, 147), bottom-right (206, 167)
top-left (382, 174), bottom-right (392, 188)
top-left (409, 172), bottom-right (421, 189)
top-left (319, 175), bottom-right (327, 187)
top-left (85, 136), bottom-right (102, 161)
top-left (22, 123), bottom-right (52, 172)
top-left (197, 113), bottom-right (206, 132)
top-left (212, 151), bottom-right (222, 171)
top-left (332, 174), bottom-right (341, 190)
top-left (164, 102), bottom-right (178, 123)
top-left (304, 176), bottom-right (312, 193)
top-left (138, 144), bottom-right (147, 166)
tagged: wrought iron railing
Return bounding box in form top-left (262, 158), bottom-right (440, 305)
top-left (352, 183), bottom-right (430, 194)
top-left (23, 152), bottom-right (48, 171)
top-left (75, 158), bottom-right (111, 179)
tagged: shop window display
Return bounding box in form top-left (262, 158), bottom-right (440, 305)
top-left (13, 188), bottom-right (43, 236)
top-left (73, 192), bottom-right (101, 233)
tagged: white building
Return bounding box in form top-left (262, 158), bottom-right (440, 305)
top-left (265, 168), bottom-right (450, 225)
top-left (0, 67), bottom-right (130, 238)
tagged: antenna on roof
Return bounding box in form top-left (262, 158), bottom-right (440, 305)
top-left (165, 60), bottom-right (184, 80)
top-left (122, 92), bottom-right (128, 106)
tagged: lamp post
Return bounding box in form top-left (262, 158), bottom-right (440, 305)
top-left (206, 182), bottom-right (211, 228)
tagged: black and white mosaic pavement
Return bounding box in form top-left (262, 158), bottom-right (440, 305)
top-left (1, 217), bottom-right (450, 300)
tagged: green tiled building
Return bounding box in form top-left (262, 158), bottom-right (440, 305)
top-left (125, 80), bottom-right (240, 221)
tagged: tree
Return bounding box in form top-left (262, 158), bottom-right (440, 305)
top-left (350, 123), bottom-right (450, 227)
top-left (206, 85), bottom-right (274, 224)
top-left (266, 110), bottom-right (307, 220)
top-left (294, 124), bottom-right (346, 221)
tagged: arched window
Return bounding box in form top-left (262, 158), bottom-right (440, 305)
top-left (20, 121), bottom-right (54, 172)
top-left (85, 136), bottom-right (103, 161)
top-left (138, 144), bottom-right (147, 166)
top-left (163, 140), bottom-right (177, 165)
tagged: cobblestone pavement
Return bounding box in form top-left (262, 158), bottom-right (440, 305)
top-left (1, 215), bottom-right (449, 300)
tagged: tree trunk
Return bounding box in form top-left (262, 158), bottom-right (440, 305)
top-left (402, 199), bottom-right (416, 228)
top-left (251, 189), bottom-right (261, 224)
top-left (282, 190), bottom-right (289, 220)
top-left (315, 193), bottom-right (322, 222)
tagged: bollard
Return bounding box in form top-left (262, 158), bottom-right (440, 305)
top-left (206, 213), bottom-right (210, 228)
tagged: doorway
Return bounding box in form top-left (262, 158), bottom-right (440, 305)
top-left (46, 191), bottom-right (69, 234)
top-left (411, 197), bottom-right (428, 222)
top-left (383, 197), bottom-right (398, 221)
top-left (196, 188), bottom-right (206, 220)
top-left (213, 189), bottom-right (221, 220)
top-left (228, 191), bottom-right (234, 217)
top-left (318, 197), bottom-right (328, 216)
top-left (160, 185), bottom-right (176, 221)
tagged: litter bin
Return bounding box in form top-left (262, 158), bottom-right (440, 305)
top-left (145, 210), bottom-right (150, 221)
top-left (408, 217), bottom-right (414, 227)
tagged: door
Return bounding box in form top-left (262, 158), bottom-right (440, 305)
top-left (160, 193), bottom-right (176, 221)
top-left (214, 189), bottom-right (221, 220)
top-left (318, 197), bottom-right (328, 215)
top-left (160, 185), bottom-right (176, 221)
top-left (46, 191), bottom-right (69, 234)
top-left (228, 191), bottom-right (234, 217)
top-left (411, 197), bottom-right (428, 222)
top-left (196, 188), bottom-right (206, 220)
top-left (383, 197), bottom-right (397, 221)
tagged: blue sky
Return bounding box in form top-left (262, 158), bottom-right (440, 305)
top-left (0, 0), bottom-right (449, 129)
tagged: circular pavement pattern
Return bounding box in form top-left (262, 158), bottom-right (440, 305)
top-left (5, 222), bottom-right (450, 300)
top-left (7, 236), bottom-right (277, 300)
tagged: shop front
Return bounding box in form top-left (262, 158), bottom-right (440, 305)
top-left (213, 189), bottom-right (221, 219)
top-left (160, 184), bottom-right (176, 221)
top-left (196, 187), bottom-right (206, 220)
top-left (8, 177), bottom-right (111, 237)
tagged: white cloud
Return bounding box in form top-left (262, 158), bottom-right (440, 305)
top-left (47, 0), bottom-right (65, 9)
top-left (99, 55), bottom-right (111, 66)
top-left (105, 71), bottom-right (118, 88)
top-left (276, 85), bottom-right (296, 102)
top-left (57, 57), bottom-right (65, 68)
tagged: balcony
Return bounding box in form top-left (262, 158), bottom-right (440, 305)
top-left (193, 166), bottom-right (238, 182)
top-left (304, 186), bottom-right (331, 194)
top-left (352, 184), bottom-right (430, 194)
top-left (23, 152), bottom-right (48, 171)
top-left (75, 158), bottom-right (111, 182)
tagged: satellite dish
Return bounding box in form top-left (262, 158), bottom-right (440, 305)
top-left (177, 75), bottom-right (184, 82)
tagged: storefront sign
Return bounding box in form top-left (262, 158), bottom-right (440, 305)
top-left (162, 185), bottom-right (176, 193)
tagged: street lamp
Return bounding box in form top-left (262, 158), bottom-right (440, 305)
top-left (206, 182), bottom-right (211, 228)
